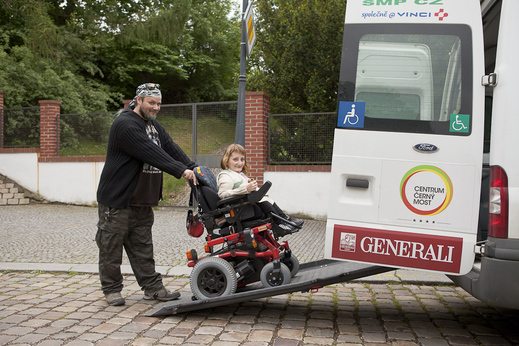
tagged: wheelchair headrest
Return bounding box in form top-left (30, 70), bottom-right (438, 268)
top-left (194, 166), bottom-right (218, 192)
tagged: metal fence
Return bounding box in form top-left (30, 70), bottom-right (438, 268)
top-left (269, 112), bottom-right (336, 164)
top-left (0, 107), bottom-right (40, 148)
top-left (2, 103), bottom-right (337, 166)
top-left (155, 101), bottom-right (237, 166)
top-left (59, 101), bottom-right (238, 166)
top-left (60, 112), bottom-right (117, 156)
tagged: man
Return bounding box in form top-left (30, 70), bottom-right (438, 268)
top-left (96, 83), bottom-right (197, 306)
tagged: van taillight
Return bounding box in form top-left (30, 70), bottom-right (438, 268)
top-left (488, 165), bottom-right (509, 238)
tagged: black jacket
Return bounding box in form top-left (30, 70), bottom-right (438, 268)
top-left (97, 109), bottom-right (196, 208)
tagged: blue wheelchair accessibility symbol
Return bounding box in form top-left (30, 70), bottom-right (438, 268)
top-left (337, 101), bottom-right (365, 128)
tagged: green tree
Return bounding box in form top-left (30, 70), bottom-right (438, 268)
top-left (174, 0), bottom-right (241, 102)
top-left (0, 0), bottom-right (241, 109)
top-left (0, 0), bottom-right (122, 112)
top-left (247, 0), bottom-right (346, 164)
top-left (96, 0), bottom-right (241, 103)
top-left (248, 0), bottom-right (347, 114)
top-left (0, 0), bottom-right (240, 148)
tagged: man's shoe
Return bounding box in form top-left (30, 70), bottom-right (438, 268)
top-left (144, 287), bottom-right (181, 302)
top-left (105, 292), bottom-right (125, 306)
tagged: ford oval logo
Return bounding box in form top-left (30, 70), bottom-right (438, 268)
top-left (413, 143), bottom-right (439, 153)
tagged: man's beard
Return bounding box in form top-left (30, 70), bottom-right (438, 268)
top-left (143, 112), bottom-right (157, 120)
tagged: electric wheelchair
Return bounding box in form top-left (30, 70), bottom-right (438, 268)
top-left (185, 167), bottom-right (302, 300)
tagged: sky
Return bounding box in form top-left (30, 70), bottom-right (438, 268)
top-left (232, 0), bottom-right (250, 13)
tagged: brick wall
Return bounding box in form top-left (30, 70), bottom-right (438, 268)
top-left (39, 100), bottom-right (61, 158)
top-left (245, 92), bottom-right (270, 185)
top-left (244, 92), bottom-right (331, 185)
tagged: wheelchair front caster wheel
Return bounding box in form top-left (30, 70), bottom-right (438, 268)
top-left (283, 254), bottom-right (300, 278)
top-left (260, 262), bottom-right (291, 287)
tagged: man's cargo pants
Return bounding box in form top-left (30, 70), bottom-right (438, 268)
top-left (96, 204), bottom-right (163, 294)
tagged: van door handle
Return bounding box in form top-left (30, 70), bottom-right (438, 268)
top-left (346, 178), bottom-right (369, 189)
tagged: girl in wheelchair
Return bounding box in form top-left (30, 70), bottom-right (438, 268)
top-left (218, 144), bottom-right (304, 234)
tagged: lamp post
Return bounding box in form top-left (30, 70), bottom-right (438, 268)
top-left (235, 0), bottom-right (249, 147)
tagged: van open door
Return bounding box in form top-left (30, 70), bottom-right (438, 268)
top-left (325, 0), bottom-right (485, 275)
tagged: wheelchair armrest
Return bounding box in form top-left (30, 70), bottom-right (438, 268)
top-left (248, 181), bottom-right (272, 203)
top-left (215, 181), bottom-right (272, 207)
top-left (216, 194), bottom-right (248, 208)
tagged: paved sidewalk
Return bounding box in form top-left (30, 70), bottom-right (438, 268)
top-left (1, 204), bottom-right (519, 345)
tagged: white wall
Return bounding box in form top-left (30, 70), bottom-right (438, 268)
top-left (0, 153), bottom-right (104, 206)
top-left (38, 161), bottom-right (104, 205)
top-left (0, 153), bottom-right (330, 218)
top-left (264, 171), bottom-right (330, 220)
top-left (0, 153), bottom-right (39, 192)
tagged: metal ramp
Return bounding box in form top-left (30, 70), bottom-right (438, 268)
top-left (147, 259), bottom-right (394, 316)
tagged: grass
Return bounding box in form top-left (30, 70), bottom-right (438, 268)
top-left (60, 139), bottom-right (108, 156)
top-left (159, 115), bottom-right (236, 155)
top-left (160, 174), bottom-right (189, 206)
top-left (59, 112), bottom-right (236, 157)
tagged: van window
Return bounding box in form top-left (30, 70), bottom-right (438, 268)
top-left (338, 24), bottom-right (473, 135)
top-left (357, 92), bottom-right (420, 120)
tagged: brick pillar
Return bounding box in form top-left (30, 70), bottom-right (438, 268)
top-left (123, 99), bottom-right (132, 108)
top-left (39, 100), bottom-right (61, 158)
top-left (0, 90), bottom-right (4, 148)
top-left (245, 91), bottom-right (270, 185)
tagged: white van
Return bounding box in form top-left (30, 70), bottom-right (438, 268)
top-left (326, 0), bottom-right (519, 308)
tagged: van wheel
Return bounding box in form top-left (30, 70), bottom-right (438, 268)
top-left (260, 262), bottom-right (291, 287)
top-left (190, 257), bottom-right (237, 300)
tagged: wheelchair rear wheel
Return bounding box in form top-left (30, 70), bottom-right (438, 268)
top-left (190, 257), bottom-right (237, 300)
top-left (260, 262), bottom-right (291, 288)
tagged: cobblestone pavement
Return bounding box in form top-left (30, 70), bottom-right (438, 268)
top-left (0, 205), bottom-right (325, 267)
top-left (1, 204), bottom-right (519, 345)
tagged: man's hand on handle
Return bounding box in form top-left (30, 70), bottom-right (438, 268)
top-left (182, 169), bottom-right (198, 185)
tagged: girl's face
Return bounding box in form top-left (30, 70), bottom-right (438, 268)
top-left (227, 151), bottom-right (246, 173)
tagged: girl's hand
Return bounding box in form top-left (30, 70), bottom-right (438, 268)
top-left (246, 180), bottom-right (258, 192)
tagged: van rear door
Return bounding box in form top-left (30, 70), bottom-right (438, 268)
top-left (325, 0), bottom-right (485, 275)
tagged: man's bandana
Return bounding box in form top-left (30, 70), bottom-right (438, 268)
top-left (128, 83), bottom-right (162, 108)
